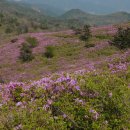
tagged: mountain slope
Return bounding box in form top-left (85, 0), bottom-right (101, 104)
top-left (11, 0), bottom-right (65, 16)
top-left (60, 9), bottom-right (130, 25)
top-left (60, 9), bottom-right (90, 19)
top-left (0, 0), bottom-right (47, 20)
top-left (0, 0), bottom-right (52, 37)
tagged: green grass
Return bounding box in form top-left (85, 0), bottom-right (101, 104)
top-left (87, 46), bottom-right (119, 58)
top-left (95, 34), bottom-right (112, 40)
top-left (51, 33), bottom-right (77, 38)
top-left (0, 36), bottom-right (120, 82)
top-left (26, 37), bottom-right (38, 48)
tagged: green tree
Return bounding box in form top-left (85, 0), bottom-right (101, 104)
top-left (44, 46), bottom-right (55, 58)
top-left (19, 43), bottom-right (34, 62)
top-left (0, 13), bottom-right (4, 22)
top-left (26, 37), bottom-right (38, 48)
top-left (110, 27), bottom-right (130, 49)
top-left (80, 25), bottom-right (91, 42)
top-left (5, 26), bottom-right (13, 34)
top-left (79, 25), bottom-right (94, 48)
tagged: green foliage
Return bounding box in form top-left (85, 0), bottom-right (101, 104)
top-left (111, 27), bottom-right (130, 49)
top-left (87, 46), bottom-right (118, 58)
top-left (5, 27), bottom-right (13, 34)
top-left (44, 46), bottom-right (55, 58)
top-left (26, 37), bottom-right (38, 48)
top-left (12, 87), bottom-right (23, 102)
top-left (0, 72), bottom-right (130, 129)
top-left (40, 22), bottom-right (48, 30)
top-left (19, 42), bottom-right (34, 62)
top-left (0, 76), bottom-right (4, 84)
top-left (95, 35), bottom-right (112, 40)
top-left (75, 25), bottom-right (93, 48)
top-left (79, 25), bottom-right (91, 42)
top-left (0, 13), bottom-right (4, 22)
top-left (19, 37), bottom-right (38, 62)
top-left (17, 25), bottom-right (29, 34)
top-left (73, 28), bottom-right (82, 35)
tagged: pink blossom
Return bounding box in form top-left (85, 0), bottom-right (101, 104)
top-left (16, 102), bottom-right (23, 107)
top-left (75, 86), bottom-right (80, 91)
top-left (63, 114), bottom-right (67, 118)
top-left (108, 92), bottom-right (113, 98)
top-left (47, 99), bottom-right (53, 105)
top-left (89, 109), bottom-right (100, 120)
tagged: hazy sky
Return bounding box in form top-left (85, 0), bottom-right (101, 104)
top-left (14, 0), bottom-right (130, 14)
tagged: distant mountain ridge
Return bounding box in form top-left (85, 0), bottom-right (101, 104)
top-left (0, 0), bottom-right (46, 18)
top-left (60, 9), bottom-right (130, 25)
top-left (60, 9), bottom-right (91, 19)
top-left (9, 0), bottom-right (65, 16)
top-left (1, 0), bottom-right (130, 28)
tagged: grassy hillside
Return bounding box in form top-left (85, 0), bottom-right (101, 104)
top-left (0, 23), bottom-right (130, 82)
top-left (0, 24), bottom-right (130, 128)
top-left (0, 1), bottom-right (130, 129)
top-left (0, 1), bottom-right (80, 46)
top-left (0, 0), bottom-right (54, 46)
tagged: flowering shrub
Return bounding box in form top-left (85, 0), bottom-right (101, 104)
top-left (0, 71), bottom-right (130, 129)
top-left (108, 62), bottom-right (128, 73)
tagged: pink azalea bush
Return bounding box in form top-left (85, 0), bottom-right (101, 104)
top-left (0, 70), bottom-right (130, 130)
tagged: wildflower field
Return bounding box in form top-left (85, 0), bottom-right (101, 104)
top-left (0, 24), bottom-right (130, 129)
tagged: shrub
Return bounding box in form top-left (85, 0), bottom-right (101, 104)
top-left (11, 38), bottom-right (18, 43)
top-left (0, 72), bottom-right (130, 129)
top-left (0, 13), bottom-right (4, 22)
top-left (72, 27), bottom-right (82, 35)
top-left (16, 25), bottom-right (28, 34)
top-left (0, 76), bottom-right (4, 84)
top-left (78, 25), bottom-right (93, 48)
top-left (19, 42), bottom-right (34, 62)
top-left (80, 25), bottom-right (91, 42)
top-left (44, 46), bottom-right (55, 58)
top-left (40, 23), bottom-right (48, 30)
top-left (5, 27), bottom-right (13, 34)
top-left (26, 37), bottom-right (38, 48)
top-left (110, 27), bottom-right (130, 49)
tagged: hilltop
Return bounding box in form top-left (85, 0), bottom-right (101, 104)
top-left (0, 0), bottom-right (50, 36)
top-left (60, 9), bottom-right (130, 25)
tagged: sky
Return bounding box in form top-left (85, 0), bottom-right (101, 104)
top-left (12, 0), bottom-right (130, 14)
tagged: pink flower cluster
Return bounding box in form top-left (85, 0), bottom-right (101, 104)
top-left (108, 62), bottom-right (128, 73)
top-left (0, 73), bottom-right (82, 105)
top-left (91, 25), bottom-right (118, 36)
top-left (89, 109), bottom-right (100, 120)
